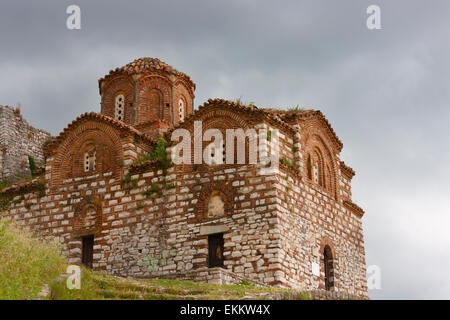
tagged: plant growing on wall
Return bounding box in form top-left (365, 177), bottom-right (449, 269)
top-left (120, 172), bottom-right (137, 192)
top-left (280, 157), bottom-right (291, 167)
top-left (286, 105), bottom-right (306, 114)
top-left (0, 180), bottom-right (11, 191)
top-left (133, 137), bottom-right (172, 174)
top-left (135, 202), bottom-right (146, 211)
top-left (143, 184), bottom-right (161, 197)
top-left (0, 193), bottom-right (12, 212)
top-left (35, 176), bottom-right (46, 198)
top-left (147, 137), bottom-right (172, 175)
top-left (28, 155), bottom-right (36, 177)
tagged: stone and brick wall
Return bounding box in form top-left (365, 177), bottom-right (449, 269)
top-left (99, 58), bottom-right (195, 132)
top-left (0, 105), bottom-right (51, 182)
top-left (0, 59), bottom-right (368, 299)
top-left (0, 106), bottom-right (367, 298)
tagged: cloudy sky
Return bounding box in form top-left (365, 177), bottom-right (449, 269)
top-left (1, 0), bottom-right (449, 299)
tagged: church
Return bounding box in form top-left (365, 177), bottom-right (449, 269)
top-left (0, 57), bottom-right (368, 298)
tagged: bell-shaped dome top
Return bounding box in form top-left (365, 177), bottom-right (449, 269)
top-left (99, 57), bottom-right (195, 91)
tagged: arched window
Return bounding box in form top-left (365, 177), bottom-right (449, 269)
top-left (208, 192), bottom-right (225, 218)
top-left (325, 164), bottom-right (332, 191)
top-left (324, 245), bottom-right (334, 290)
top-left (313, 149), bottom-right (325, 187)
top-left (307, 154), bottom-right (312, 180)
top-left (84, 150), bottom-right (96, 172)
top-left (115, 94), bottom-right (125, 121)
top-left (178, 99), bottom-right (185, 122)
top-left (82, 141), bottom-right (97, 173)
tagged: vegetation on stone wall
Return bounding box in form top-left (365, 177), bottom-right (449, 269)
top-left (0, 193), bottom-right (12, 212)
top-left (286, 105), bottom-right (306, 114)
top-left (28, 155), bottom-right (36, 177)
top-left (35, 176), bottom-right (46, 198)
top-left (133, 137), bottom-right (172, 174)
top-left (150, 137), bottom-right (172, 174)
top-left (280, 157), bottom-right (291, 167)
top-left (0, 180), bottom-right (11, 191)
top-left (42, 138), bottom-right (54, 151)
top-left (120, 172), bottom-right (138, 192)
top-left (143, 184), bottom-right (161, 197)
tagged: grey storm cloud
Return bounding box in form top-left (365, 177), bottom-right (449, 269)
top-left (1, 0), bottom-right (450, 299)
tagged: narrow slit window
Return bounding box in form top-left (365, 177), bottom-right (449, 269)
top-left (179, 99), bottom-right (185, 122)
top-left (324, 245), bottom-right (334, 290)
top-left (115, 94), bottom-right (125, 121)
top-left (84, 153), bottom-right (90, 172)
top-left (222, 142), bottom-right (226, 164)
top-left (307, 154), bottom-right (312, 180)
top-left (84, 150), bottom-right (96, 172)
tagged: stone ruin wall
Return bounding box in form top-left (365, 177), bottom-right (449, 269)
top-left (0, 105), bottom-right (51, 182)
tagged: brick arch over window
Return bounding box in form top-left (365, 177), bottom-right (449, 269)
top-left (50, 123), bottom-right (123, 190)
top-left (101, 76), bottom-right (134, 123)
top-left (81, 140), bottom-right (97, 172)
top-left (304, 133), bottom-right (337, 199)
top-left (207, 190), bottom-right (226, 218)
top-left (174, 78), bottom-right (195, 99)
top-left (318, 239), bottom-right (336, 291)
top-left (173, 79), bottom-right (194, 125)
top-left (73, 195), bottom-right (103, 237)
top-left (192, 181), bottom-right (234, 223)
top-left (137, 76), bottom-right (171, 124)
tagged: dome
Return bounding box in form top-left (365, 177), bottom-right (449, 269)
top-left (98, 57), bottom-right (195, 90)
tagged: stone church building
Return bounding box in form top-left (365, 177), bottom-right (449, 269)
top-left (0, 58), bottom-right (368, 298)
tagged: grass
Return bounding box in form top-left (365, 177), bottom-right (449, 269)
top-left (0, 219), bottom-right (310, 300)
top-left (0, 180), bottom-right (12, 191)
top-left (0, 219), bottom-right (66, 299)
top-left (285, 105), bottom-right (306, 113)
top-left (49, 270), bottom-right (300, 300)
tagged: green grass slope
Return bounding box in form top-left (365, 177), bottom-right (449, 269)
top-left (0, 219), bottom-right (66, 299)
top-left (0, 219), bottom-right (308, 300)
top-left (50, 271), bottom-right (303, 300)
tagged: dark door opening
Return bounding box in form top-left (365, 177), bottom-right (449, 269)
top-left (208, 233), bottom-right (224, 268)
top-left (81, 235), bottom-right (94, 269)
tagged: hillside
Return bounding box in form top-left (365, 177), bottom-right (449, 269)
top-left (0, 219), bottom-right (66, 299)
top-left (49, 271), bottom-right (307, 300)
top-left (0, 219), bottom-right (310, 300)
